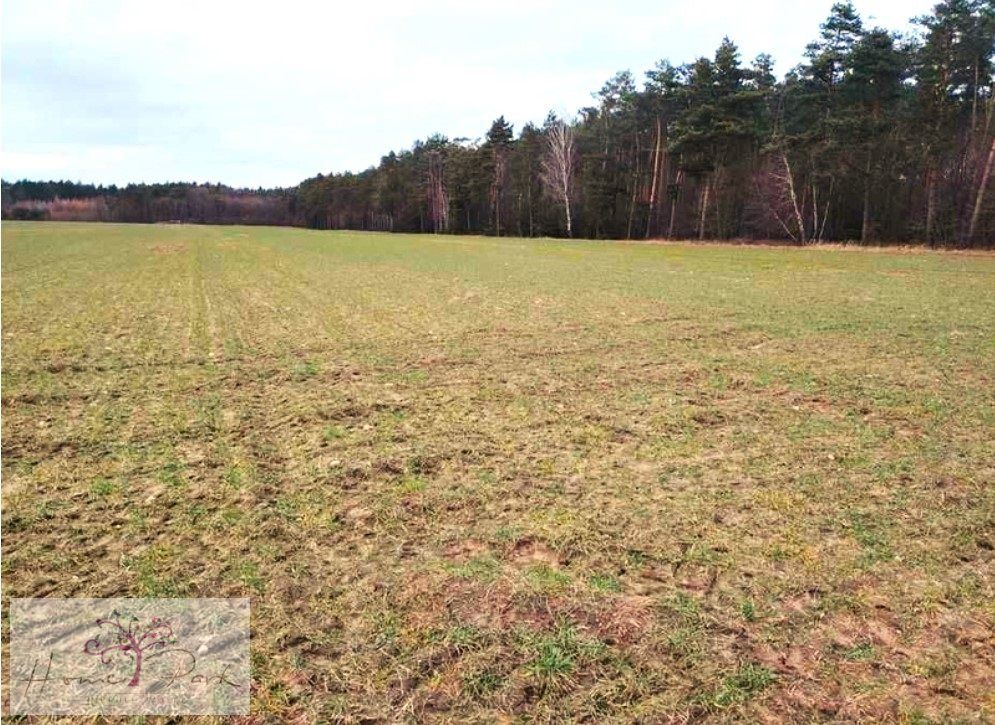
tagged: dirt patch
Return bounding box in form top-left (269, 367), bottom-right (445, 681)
top-left (571, 594), bottom-right (654, 645)
top-left (149, 243), bottom-right (187, 255)
top-left (444, 539), bottom-right (490, 560)
top-left (396, 574), bottom-right (653, 646)
top-left (509, 538), bottom-right (561, 567)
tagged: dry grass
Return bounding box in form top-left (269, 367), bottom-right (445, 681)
top-left (2, 221), bottom-right (994, 722)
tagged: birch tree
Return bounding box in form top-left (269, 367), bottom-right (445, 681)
top-left (541, 119), bottom-right (577, 237)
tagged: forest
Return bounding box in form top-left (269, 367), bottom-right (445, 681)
top-left (4, 1), bottom-right (995, 247)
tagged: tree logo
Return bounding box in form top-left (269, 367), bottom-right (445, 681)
top-left (83, 610), bottom-right (176, 687)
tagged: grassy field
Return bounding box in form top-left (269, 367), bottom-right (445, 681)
top-left (2, 221), bottom-right (994, 721)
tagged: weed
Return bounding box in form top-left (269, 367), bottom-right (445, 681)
top-left (463, 669), bottom-right (503, 697)
top-left (444, 624), bottom-right (485, 652)
top-left (697, 663), bottom-right (776, 710)
top-left (589, 573), bottom-right (622, 593)
top-left (524, 563), bottom-right (571, 593)
top-left (844, 642), bottom-right (874, 661)
top-left (528, 638), bottom-right (575, 682)
top-left (663, 592), bottom-right (701, 619)
top-left (123, 546), bottom-right (186, 597)
top-left (323, 424), bottom-right (345, 440)
top-left (292, 360), bottom-right (319, 379)
top-left (521, 622), bottom-right (603, 686)
top-left (396, 475), bottom-right (427, 495)
top-left (89, 477), bottom-right (119, 497)
top-left (158, 460), bottom-right (185, 488)
top-left (848, 510), bottom-right (894, 565)
top-left (224, 465), bottom-right (244, 489)
top-left (494, 524), bottom-right (520, 541)
top-left (274, 497), bottom-right (298, 520)
top-left (235, 560), bottom-right (265, 593)
top-left (740, 600), bottom-right (757, 622)
top-left (446, 557), bottom-right (501, 582)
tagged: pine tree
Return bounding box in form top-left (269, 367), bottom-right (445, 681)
top-left (484, 116), bottom-right (515, 235)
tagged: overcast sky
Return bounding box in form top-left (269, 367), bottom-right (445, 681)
top-left (2, 0), bottom-right (935, 188)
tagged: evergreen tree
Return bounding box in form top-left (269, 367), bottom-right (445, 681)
top-left (484, 116), bottom-right (515, 235)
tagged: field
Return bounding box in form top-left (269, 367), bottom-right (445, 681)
top-left (2, 221), bottom-right (994, 721)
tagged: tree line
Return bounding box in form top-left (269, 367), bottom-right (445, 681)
top-left (1, 181), bottom-right (296, 226)
top-left (4, 1), bottom-right (995, 247)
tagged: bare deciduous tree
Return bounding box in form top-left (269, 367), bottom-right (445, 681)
top-left (967, 136), bottom-right (995, 244)
top-left (426, 150), bottom-right (449, 233)
top-left (541, 121), bottom-right (577, 238)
